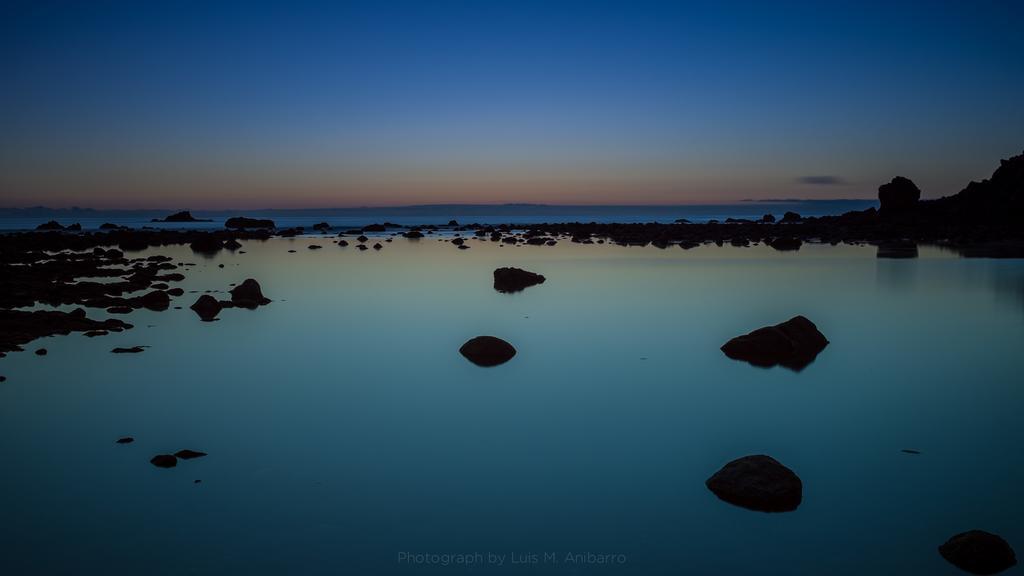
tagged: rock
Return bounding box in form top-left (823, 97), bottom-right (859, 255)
top-left (229, 278), bottom-right (270, 308)
top-left (459, 336), bottom-right (517, 367)
top-left (111, 346), bottom-right (146, 353)
top-left (312, 222), bottom-right (330, 231)
top-left (357, 235), bottom-right (369, 243)
top-left (876, 241), bottom-right (919, 259)
top-left (362, 224), bottom-right (386, 232)
top-left (35, 348), bottom-right (47, 356)
top-left (705, 455), bottom-right (802, 512)
top-left (761, 213), bottom-right (776, 223)
top-left (150, 454), bottom-right (177, 468)
top-left (356, 244), bottom-right (368, 251)
top-left (225, 216), bottom-right (275, 229)
top-left (403, 230), bottom-right (424, 238)
top-left (493, 267), bottom-right (546, 293)
top-left (373, 243), bottom-right (383, 250)
top-left (308, 244), bottom-right (322, 250)
top-left (769, 237), bottom-right (802, 251)
top-left (448, 220), bottom-right (459, 226)
top-left (338, 240), bottom-right (349, 247)
top-left (135, 290), bottom-right (171, 311)
top-left (106, 306), bottom-right (133, 314)
top-left (190, 295), bottom-right (222, 321)
top-left (721, 315), bottom-right (828, 370)
top-left (452, 237), bottom-right (465, 246)
top-left (189, 237), bottom-right (223, 254)
top-left (153, 211), bottom-right (210, 223)
top-left (878, 176), bottom-right (921, 214)
top-left (174, 449), bottom-right (207, 460)
top-left (99, 222), bottom-right (121, 230)
top-left (36, 220), bottom-right (65, 231)
top-left (116, 437), bottom-right (134, 444)
top-left (223, 238), bottom-right (243, 250)
top-left (67, 223), bottom-right (82, 231)
top-left (780, 211), bottom-right (802, 223)
top-left (939, 530), bottom-right (1016, 575)
top-left (1, 376), bottom-right (6, 382)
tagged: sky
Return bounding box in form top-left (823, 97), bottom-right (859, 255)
top-left (1, 0), bottom-right (1022, 209)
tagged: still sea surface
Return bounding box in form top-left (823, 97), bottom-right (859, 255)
top-left (1, 236), bottom-right (1022, 575)
top-left (0, 200), bottom-right (876, 230)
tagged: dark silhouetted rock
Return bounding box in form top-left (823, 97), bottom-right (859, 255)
top-left (373, 242), bottom-right (383, 250)
top-left (338, 239), bottom-right (349, 247)
top-left (107, 306), bottom-right (133, 314)
top-left (150, 454), bottom-right (177, 468)
top-left (223, 238), bottom-right (243, 250)
top-left (36, 220), bottom-right (65, 231)
top-left (403, 230), bottom-right (424, 238)
top-left (356, 244), bottom-right (368, 251)
top-left (116, 437), bottom-right (134, 444)
top-left (876, 241), bottom-right (919, 259)
top-left (99, 222), bottom-right (121, 230)
top-left (357, 235), bottom-right (369, 243)
top-left (153, 211), bottom-right (210, 223)
top-left (769, 237), bottom-right (802, 251)
top-left (363, 224), bottom-right (386, 232)
top-left (189, 237), bottom-right (223, 254)
top-left (67, 223), bottom-right (82, 231)
top-left (705, 455), bottom-right (802, 512)
top-left (312, 222), bottom-right (330, 231)
top-left (448, 220), bottom-right (459, 226)
top-left (230, 278), bottom-right (270, 308)
top-left (493, 267), bottom-right (546, 293)
top-left (761, 213), bottom-right (776, 223)
top-left (721, 315), bottom-right (828, 370)
top-left (452, 237), bottom-right (464, 246)
top-left (35, 348), bottom-right (47, 356)
top-left (111, 346), bottom-right (146, 354)
top-left (190, 295), bottom-right (222, 321)
top-left (780, 211), bottom-right (802, 223)
top-left (878, 176), bottom-right (921, 215)
top-left (308, 244), bottom-right (322, 250)
top-left (136, 290), bottom-right (170, 311)
top-left (174, 449), bottom-right (207, 460)
top-left (225, 216), bottom-right (275, 229)
top-left (939, 530), bottom-right (1016, 575)
top-left (459, 336), bottom-right (517, 367)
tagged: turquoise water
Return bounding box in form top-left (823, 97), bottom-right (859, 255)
top-left (1, 238), bottom-right (1022, 575)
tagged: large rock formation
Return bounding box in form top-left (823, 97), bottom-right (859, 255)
top-left (878, 176), bottom-right (921, 214)
top-left (705, 454), bottom-right (802, 512)
top-left (721, 315), bottom-right (828, 371)
top-left (152, 211), bottom-right (210, 223)
top-left (493, 267), bottom-right (546, 293)
top-left (939, 530), bottom-right (1017, 575)
top-left (459, 336), bottom-right (517, 367)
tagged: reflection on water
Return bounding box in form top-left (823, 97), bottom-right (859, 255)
top-left (0, 238), bottom-right (1022, 575)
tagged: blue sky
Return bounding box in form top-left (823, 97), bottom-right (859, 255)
top-left (1, 0), bottom-right (1022, 208)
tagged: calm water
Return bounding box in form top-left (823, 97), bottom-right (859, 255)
top-left (1, 238), bottom-right (1022, 575)
top-left (0, 200), bottom-right (877, 231)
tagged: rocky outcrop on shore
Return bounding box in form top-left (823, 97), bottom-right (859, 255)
top-left (0, 308), bottom-right (132, 358)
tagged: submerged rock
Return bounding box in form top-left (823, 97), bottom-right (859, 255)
top-left (939, 530), bottom-right (1016, 575)
top-left (493, 267), bottom-right (547, 293)
top-left (174, 449), bottom-right (207, 460)
top-left (705, 455), bottom-right (802, 512)
top-left (229, 278), bottom-right (270, 308)
top-left (116, 437), bottom-right (134, 444)
top-left (721, 315), bottom-right (828, 370)
top-left (150, 454), bottom-right (177, 468)
top-left (190, 295), bottom-right (222, 321)
top-left (111, 346), bottom-right (146, 354)
top-left (459, 336), bottom-right (517, 367)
